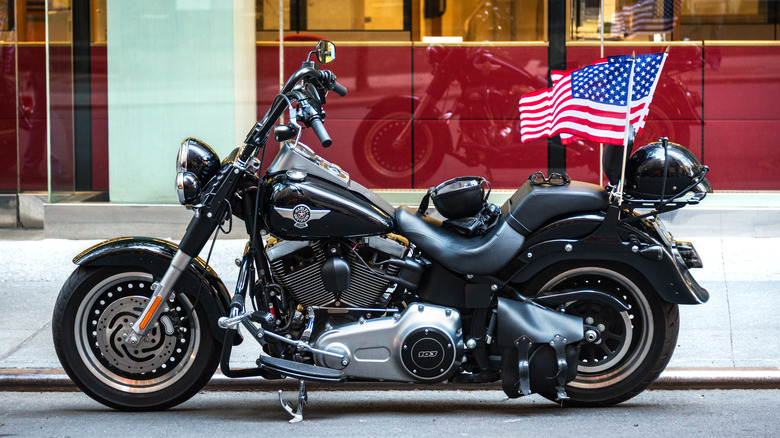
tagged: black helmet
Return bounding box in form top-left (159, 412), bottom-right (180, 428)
top-left (625, 139), bottom-right (710, 200)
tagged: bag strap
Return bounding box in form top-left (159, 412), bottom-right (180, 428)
top-left (417, 187), bottom-right (436, 216)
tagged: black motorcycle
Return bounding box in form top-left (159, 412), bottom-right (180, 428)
top-left (52, 41), bottom-right (710, 421)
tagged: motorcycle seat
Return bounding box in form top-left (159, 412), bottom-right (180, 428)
top-left (395, 206), bottom-right (526, 276)
top-left (502, 181), bottom-right (609, 235)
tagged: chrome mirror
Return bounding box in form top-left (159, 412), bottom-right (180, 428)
top-left (316, 40), bottom-right (335, 64)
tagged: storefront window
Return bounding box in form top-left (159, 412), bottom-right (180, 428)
top-left (257, 0), bottom-right (411, 41)
top-left (2, 0), bottom-right (780, 214)
top-left (570, 0), bottom-right (780, 42)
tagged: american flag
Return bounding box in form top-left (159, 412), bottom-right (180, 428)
top-left (519, 52), bottom-right (667, 145)
top-left (611, 0), bottom-right (678, 38)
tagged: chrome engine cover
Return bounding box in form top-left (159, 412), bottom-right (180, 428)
top-left (313, 303), bottom-right (463, 382)
top-left (265, 237), bottom-right (404, 308)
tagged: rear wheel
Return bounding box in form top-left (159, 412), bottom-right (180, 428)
top-left (52, 266), bottom-right (220, 411)
top-left (529, 263), bottom-right (679, 406)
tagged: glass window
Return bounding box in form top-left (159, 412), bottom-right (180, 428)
top-left (257, 0), bottom-right (411, 41)
top-left (570, 0), bottom-right (779, 42)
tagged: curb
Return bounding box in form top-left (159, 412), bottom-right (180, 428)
top-left (2, 368), bottom-right (779, 392)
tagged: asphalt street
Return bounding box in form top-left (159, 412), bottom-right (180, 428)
top-left (1, 389), bottom-right (779, 436)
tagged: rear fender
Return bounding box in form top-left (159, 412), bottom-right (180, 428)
top-left (73, 237), bottom-right (236, 344)
top-left (509, 211), bottom-right (709, 305)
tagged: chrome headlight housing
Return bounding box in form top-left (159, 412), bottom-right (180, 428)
top-left (175, 138), bottom-right (220, 205)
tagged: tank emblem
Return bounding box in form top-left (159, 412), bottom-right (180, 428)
top-left (275, 204), bottom-right (330, 228)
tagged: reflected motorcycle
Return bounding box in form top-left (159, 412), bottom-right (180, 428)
top-left (52, 41), bottom-right (710, 421)
top-left (352, 44), bottom-right (701, 187)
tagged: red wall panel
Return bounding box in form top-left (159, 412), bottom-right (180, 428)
top-left (702, 45), bottom-right (780, 190)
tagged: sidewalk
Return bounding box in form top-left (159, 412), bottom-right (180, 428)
top-left (1, 223), bottom-right (779, 391)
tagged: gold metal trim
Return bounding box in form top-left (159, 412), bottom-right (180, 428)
top-left (256, 41), bottom-right (548, 48)
top-left (704, 40), bottom-right (780, 47)
top-left (566, 41), bottom-right (703, 47)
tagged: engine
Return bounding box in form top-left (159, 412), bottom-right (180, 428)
top-left (313, 303), bottom-right (464, 383)
top-left (265, 236), bottom-right (406, 309)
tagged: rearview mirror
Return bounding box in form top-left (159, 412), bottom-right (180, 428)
top-left (316, 40), bottom-right (335, 64)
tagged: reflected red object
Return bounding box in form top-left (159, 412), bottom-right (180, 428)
top-left (4, 43), bottom-right (780, 193)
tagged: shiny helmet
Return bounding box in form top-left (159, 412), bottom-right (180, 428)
top-left (625, 139), bottom-right (711, 200)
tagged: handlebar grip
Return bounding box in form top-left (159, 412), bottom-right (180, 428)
top-left (331, 81), bottom-right (348, 97)
top-left (310, 117), bottom-right (332, 147)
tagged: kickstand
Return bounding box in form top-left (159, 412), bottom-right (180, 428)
top-left (279, 380), bottom-right (308, 423)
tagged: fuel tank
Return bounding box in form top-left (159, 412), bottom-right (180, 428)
top-left (263, 173), bottom-right (395, 239)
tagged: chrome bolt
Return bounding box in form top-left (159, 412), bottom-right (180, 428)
top-left (466, 274), bottom-right (474, 279)
top-left (445, 309), bottom-right (452, 317)
top-left (341, 359), bottom-right (349, 366)
top-left (632, 245), bottom-right (639, 253)
top-left (585, 317), bottom-right (595, 325)
top-left (597, 323), bottom-right (606, 332)
top-left (491, 284), bottom-right (498, 291)
top-left (565, 244), bottom-right (573, 252)
top-left (466, 339), bottom-right (477, 349)
top-left (418, 305), bottom-right (425, 312)
top-left (585, 330), bottom-right (599, 342)
top-left (527, 252), bottom-right (533, 258)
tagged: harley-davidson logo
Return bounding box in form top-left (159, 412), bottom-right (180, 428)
top-left (274, 204), bottom-right (330, 229)
top-left (292, 205), bottom-right (311, 226)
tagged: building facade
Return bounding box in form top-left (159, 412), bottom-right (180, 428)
top-left (1, 0), bottom-right (778, 225)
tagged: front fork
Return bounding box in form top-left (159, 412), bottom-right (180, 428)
top-left (126, 161), bottom-right (246, 345)
top-left (127, 250), bottom-right (193, 345)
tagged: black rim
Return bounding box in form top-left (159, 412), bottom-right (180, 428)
top-left (538, 267), bottom-right (653, 388)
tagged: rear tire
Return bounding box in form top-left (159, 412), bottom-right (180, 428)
top-left (52, 266), bottom-right (220, 411)
top-left (528, 263), bottom-right (679, 406)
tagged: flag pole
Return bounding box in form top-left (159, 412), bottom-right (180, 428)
top-left (617, 51), bottom-right (636, 206)
top-left (599, 0), bottom-right (605, 187)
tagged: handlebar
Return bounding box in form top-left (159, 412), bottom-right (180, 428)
top-left (243, 64), bottom-right (347, 153)
top-left (309, 117), bottom-right (332, 147)
top-left (317, 70), bottom-right (348, 97)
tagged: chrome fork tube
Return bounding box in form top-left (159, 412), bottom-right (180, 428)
top-left (126, 250), bottom-right (193, 345)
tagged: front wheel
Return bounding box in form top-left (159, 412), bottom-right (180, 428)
top-left (528, 263), bottom-right (680, 406)
top-left (52, 266), bottom-right (220, 411)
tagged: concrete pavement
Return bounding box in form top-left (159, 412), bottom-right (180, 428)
top-left (1, 219), bottom-right (779, 391)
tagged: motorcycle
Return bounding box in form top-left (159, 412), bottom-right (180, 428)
top-left (52, 41), bottom-right (710, 421)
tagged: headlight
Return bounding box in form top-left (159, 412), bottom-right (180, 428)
top-left (176, 172), bottom-right (201, 205)
top-left (175, 138), bottom-right (220, 205)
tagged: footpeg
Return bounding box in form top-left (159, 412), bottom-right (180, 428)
top-left (279, 380), bottom-right (307, 423)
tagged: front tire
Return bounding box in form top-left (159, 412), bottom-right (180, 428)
top-left (528, 263), bottom-right (679, 406)
top-left (52, 266), bottom-right (220, 411)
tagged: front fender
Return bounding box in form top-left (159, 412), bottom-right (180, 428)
top-left (73, 236), bottom-right (236, 343)
top-left (509, 213), bottom-right (709, 305)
